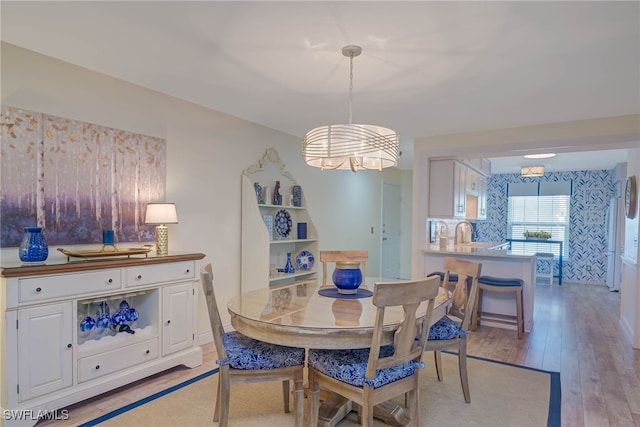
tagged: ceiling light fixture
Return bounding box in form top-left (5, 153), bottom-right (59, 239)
top-left (524, 153), bottom-right (556, 159)
top-left (521, 166), bottom-right (545, 177)
top-left (302, 45), bottom-right (399, 173)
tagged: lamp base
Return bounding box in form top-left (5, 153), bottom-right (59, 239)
top-left (155, 225), bottom-right (169, 255)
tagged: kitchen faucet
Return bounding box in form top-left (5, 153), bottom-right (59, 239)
top-left (455, 221), bottom-right (473, 245)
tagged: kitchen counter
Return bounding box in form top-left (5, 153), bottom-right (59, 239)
top-left (423, 244), bottom-right (535, 333)
top-left (423, 242), bottom-right (534, 260)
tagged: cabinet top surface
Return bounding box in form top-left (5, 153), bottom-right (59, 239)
top-left (1, 252), bottom-right (206, 278)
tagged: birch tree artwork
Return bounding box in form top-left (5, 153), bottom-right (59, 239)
top-left (0, 106), bottom-right (166, 247)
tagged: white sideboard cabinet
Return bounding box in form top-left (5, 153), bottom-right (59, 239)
top-left (1, 252), bottom-right (205, 426)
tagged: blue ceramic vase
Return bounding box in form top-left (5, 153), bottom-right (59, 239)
top-left (332, 262), bottom-right (363, 294)
top-left (19, 227), bottom-right (48, 262)
top-left (284, 252), bottom-right (295, 274)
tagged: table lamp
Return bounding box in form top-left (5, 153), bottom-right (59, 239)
top-left (144, 203), bottom-right (178, 255)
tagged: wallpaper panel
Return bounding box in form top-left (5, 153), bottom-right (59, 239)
top-left (475, 170), bottom-right (615, 284)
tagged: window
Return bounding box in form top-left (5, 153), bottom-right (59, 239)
top-left (508, 195), bottom-right (570, 257)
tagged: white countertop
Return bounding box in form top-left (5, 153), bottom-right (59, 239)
top-left (423, 243), bottom-right (534, 260)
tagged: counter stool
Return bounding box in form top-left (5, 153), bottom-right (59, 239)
top-left (535, 252), bottom-right (554, 286)
top-left (470, 276), bottom-right (524, 339)
top-left (427, 271), bottom-right (459, 291)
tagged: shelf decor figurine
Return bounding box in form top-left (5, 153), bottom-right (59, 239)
top-left (273, 180), bottom-right (282, 205)
top-left (19, 227), bottom-right (49, 262)
top-left (254, 182), bottom-right (263, 204)
top-left (283, 252), bottom-right (295, 274)
top-left (292, 185), bottom-right (302, 207)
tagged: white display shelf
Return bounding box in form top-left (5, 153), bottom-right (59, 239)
top-left (241, 148), bottom-right (319, 292)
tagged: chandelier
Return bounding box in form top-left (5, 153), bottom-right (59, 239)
top-left (302, 45), bottom-right (399, 172)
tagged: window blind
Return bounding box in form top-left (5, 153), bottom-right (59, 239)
top-left (508, 194), bottom-right (570, 257)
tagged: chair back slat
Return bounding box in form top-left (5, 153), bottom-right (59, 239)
top-left (319, 250), bottom-right (368, 284)
top-left (443, 257), bottom-right (481, 330)
top-left (200, 263), bottom-right (227, 360)
top-left (366, 276), bottom-right (440, 376)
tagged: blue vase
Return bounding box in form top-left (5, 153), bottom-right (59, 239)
top-left (19, 227), bottom-right (48, 262)
top-left (283, 252), bottom-right (295, 274)
top-left (332, 262), bottom-right (363, 294)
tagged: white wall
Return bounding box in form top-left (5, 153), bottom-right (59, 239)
top-left (0, 43), bottom-right (404, 335)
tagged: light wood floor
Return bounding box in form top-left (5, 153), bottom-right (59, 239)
top-left (37, 282), bottom-right (639, 427)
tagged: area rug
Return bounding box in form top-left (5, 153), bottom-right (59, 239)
top-left (79, 353), bottom-right (560, 427)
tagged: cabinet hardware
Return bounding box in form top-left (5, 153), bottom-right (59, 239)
top-left (35, 287), bottom-right (42, 293)
top-left (95, 365), bottom-right (100, 370)
top-left (107, 278), bottom-right (113, 284)
top-left (136, 274), bottom-right (142, 280)
top-left (145, 349), bottom-right (150, 354)
top-left (167, 320), bottom-right (171, 324)
top-left (185, 269), bottom-right (190, 274)
top-left (67, 343), bottom-right (72, 348)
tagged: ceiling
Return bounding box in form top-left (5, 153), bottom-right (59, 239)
top-left (1, 1), bottom-right (638, 170)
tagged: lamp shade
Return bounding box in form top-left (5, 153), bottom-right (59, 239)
top-left (303, 124), bottom-right (399, 171)
top-left (145, 203), bottom-right (178, 224)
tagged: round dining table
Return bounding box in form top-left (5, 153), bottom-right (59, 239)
top-left (227, 278), bottom-right (451, 350)
top-left (227, 278), bottom-right (452, 427)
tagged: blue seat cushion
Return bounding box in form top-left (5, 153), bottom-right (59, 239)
top-left (428, 316), bottom-right (466, 340)
top-left (308, 345), bottom-right (422, 388)
top-left (217, 331), bottom-right (305, 370)
top-left (478, 276), bottom-right (524, 287)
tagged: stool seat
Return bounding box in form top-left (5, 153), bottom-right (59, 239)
top-left (478, 276), bottom-right (523, 287)
top-left (428, 271), bottom-right (459, 282)
top-left (472, 275), bottom-right (524, 339)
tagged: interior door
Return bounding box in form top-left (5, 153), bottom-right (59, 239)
top-left (382, 183), bottom-right (401, 279)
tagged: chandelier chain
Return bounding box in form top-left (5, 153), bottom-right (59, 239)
top-left (348, 51), bottom-right (354, 125)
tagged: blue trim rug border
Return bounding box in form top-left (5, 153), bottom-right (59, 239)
top-left (444, 350), bottom-right (561, 427)
top-left (77, 368), bottom-right (219, 426)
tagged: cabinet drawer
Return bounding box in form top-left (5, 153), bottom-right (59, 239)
top-left (125, 261), bottom-right (195, 287)
top-left (78, 338), bottom-right (159, 383)
top-left (19, 270), bottom-right (121, 303)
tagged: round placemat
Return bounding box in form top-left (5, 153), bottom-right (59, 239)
top-left (318, 288), bottom-right (373, 299)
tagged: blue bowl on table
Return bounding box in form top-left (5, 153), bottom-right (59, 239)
top-left (332, 262), bottom-right (363, 294)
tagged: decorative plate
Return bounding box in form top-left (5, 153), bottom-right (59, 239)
top-left (296, 250), bottom-right (314, 270)
top-left (274, 209), bottom-right (292, 238)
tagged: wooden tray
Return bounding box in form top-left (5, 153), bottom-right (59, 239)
top-left (58, 246), bottom-right (152, 260)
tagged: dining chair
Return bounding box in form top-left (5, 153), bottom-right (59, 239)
top-left (308, 276), bottom-right (441, 426)
top-left (425, 257), bottom-right (481, 403)
top-left (200, 263), bottom-right (305, 427)
top-left (319, 250), bottom-right (368, 285)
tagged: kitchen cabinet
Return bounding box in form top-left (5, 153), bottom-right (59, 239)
top-left (1, 252), bottom-right (204, 427)
top-left (429, 159), bottom-right (488, 219)
top-left (241, 148), bottom-right (318, 292)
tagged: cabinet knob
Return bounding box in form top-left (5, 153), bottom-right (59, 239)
top-left (136, 274), bottom-right (142, 280)
top-left (185, 269), bottom-right (190, 274)
top-left (35, 287), bottom-right (42, 293)
top-left (107, 278), bottom-right (113, 284)
top-left (67, 343), bottom-right (72, 349)
top-left (145, 349), bottom-right (150, 354)
top-left (95, 365), bottom-right (100, 370)
top-left (166, 320), bottom-right (171, 324)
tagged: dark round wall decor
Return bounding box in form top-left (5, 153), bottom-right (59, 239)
top-left (625, 175), bottom-right (637, 219)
